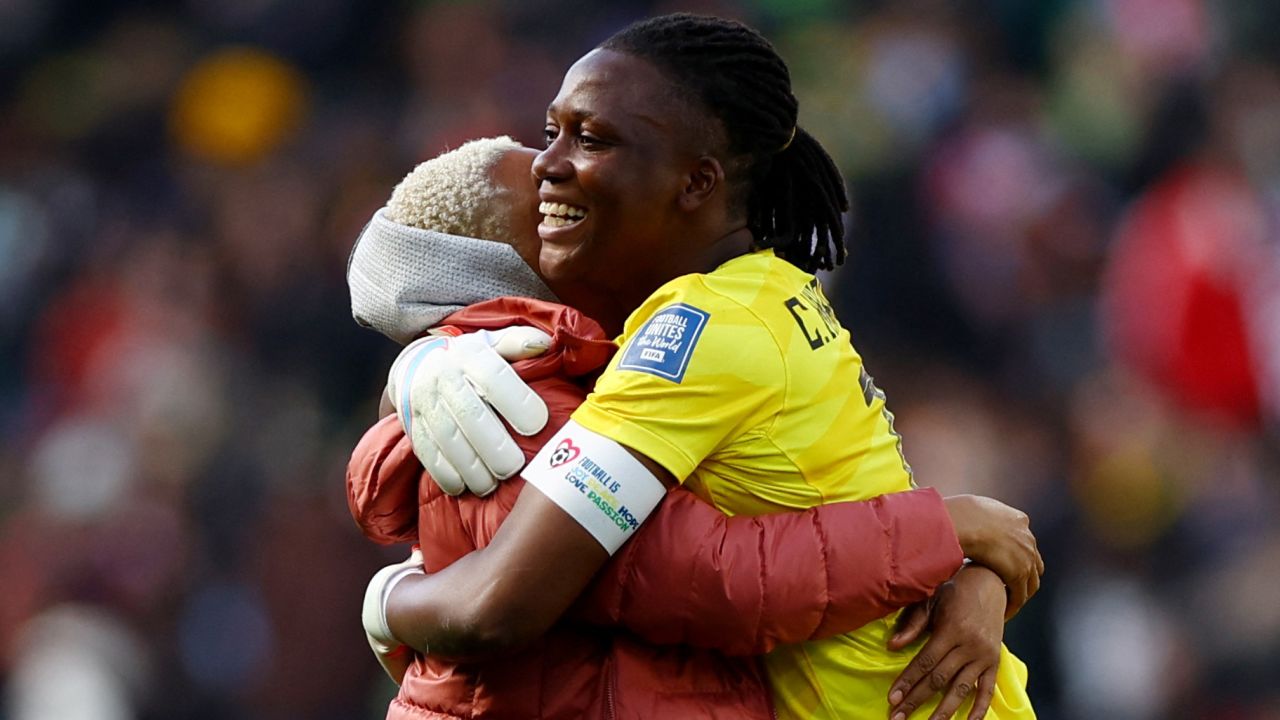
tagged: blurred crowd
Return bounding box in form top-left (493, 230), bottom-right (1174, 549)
top-left (1, 0), bottom-right (1278, 718)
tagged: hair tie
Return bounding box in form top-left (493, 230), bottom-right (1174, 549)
top-left (778, 126), bottom-right (797, 152)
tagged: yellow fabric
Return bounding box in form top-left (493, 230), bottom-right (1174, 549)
top-left (573, 250), bottom-right (1035, 719)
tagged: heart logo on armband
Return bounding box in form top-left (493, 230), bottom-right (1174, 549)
top-left (549, 438), bottom-right (581, 468)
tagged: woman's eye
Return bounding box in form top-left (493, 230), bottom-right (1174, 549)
top-left (542, 127), bottom-right (558, 146)
top-left (578, 134), bottom-right (605, 149)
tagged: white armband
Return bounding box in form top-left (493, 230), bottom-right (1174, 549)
top-left (522, 420), bottom-right (666, 554)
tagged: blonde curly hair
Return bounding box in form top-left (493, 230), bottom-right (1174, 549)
top-left (385, 135), bottom-right (522, 242)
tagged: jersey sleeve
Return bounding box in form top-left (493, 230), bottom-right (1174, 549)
top-left (571, 280), bottom-right (786, 481)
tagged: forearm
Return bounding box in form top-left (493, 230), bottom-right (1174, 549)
top-left (579, 487), bottom-right (964, 655)
top-left (347, 415), bottom-right (420, 545)
top-left (385, 550), bottom-right (518, 660)
top-left (808, 487), bottom-right (964, 636)
top-left (386, 486), bottom-right (609, 660)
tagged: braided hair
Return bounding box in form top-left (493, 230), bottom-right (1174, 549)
top-left (600, 13), bottom-right (849, 272)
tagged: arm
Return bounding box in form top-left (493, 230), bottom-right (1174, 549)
top-left (364, 411), bottom-right (967, 658)
top-left (368, 415), bottom-right (1034, 662)
top-left (377, 325), bottom-right (1039, 659)
top-left (385, 407), bottom-right (694, 660)
top-left (384, 479), bottom-right (616, 659)
top-left (358, 409), bottom-right (1018, 655)
top-left (347, 414), bottom-right (419, 545)
top-left (579, 486), bottom-right (964, 656)
top-left (379, 421), bottom-right (1026, 662)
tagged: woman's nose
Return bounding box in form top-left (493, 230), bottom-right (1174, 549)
top-left (532, 135), bottom-right (570, 184)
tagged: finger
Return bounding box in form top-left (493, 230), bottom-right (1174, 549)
top-left (928, 661), bottom-right (983, 720)
top-left (1021, 534), bottom-right (1042, 576)
top-left (1016, 568), bottom-right (1036, 616)
top-left (888, 603), bottom-right (930, 650)
top-left (987, 554), bottom-right (1018, 591)
top-left (888, 639), bottom-right (955, 719)
top-left (1004, 576), bottom-right (1028, 620)
top-left (408, 377), bottom-right (467, 496)
top-left (1014, 569), bottom-right (1038, 616)
top-left (888, 640), bottom-right (935, 710)
top-left (892, 647), bottom-right (965, 720)
top-left (412, 418), bottom-right (466, 496)
top-left (388, 645), bottom-right (412, 686)
top-left (439, 368), bottom-right (527, 482)
top-left (365, 632), bottom-right (413, 685)
top-left (454, 337), bottom-right (549, 435)
top-left (483, 326), bottom-right (552, 360)
top-left (966, 669), bottom-right (996, 720)
top-left (431, 367), bottom-right (501, 496)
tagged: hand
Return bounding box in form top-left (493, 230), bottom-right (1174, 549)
top-left (886, 565), bottom-right (1007, 720)
top-left (942, 494), bottom-right (1042, 617)
top-left (362, 547), bottom-right (426, 684)
top-left (388, 326), bottom-right (551, 496)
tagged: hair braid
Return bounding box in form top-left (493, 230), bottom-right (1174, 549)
top-left (601, 13), bottom-right (848, 272)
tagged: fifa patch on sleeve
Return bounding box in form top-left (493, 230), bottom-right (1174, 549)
top-left (617, 303), bottom-right (709, 383)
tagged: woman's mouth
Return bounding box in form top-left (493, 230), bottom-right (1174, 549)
top-left (539, 201), bottom-right (588, 229)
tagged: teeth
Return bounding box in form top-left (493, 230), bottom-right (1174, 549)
top-left (539, 201), bottom-right (587, 219)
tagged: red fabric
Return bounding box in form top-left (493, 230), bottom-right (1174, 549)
top-left (580, 487), bottom-right (963, 656)
top-left (347, 296), bottom-right (964, 719)
top-left (1102, 163), bottom-right (1264, 426)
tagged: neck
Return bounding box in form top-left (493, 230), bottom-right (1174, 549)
top-left (549, 283), bottom-right (630, 336)
top-left (703, 226), bottom-right (756, 271)
top-left (546, 226), bottom-right (757, 337)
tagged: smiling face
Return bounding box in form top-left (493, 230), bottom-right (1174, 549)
top-left (533, 49), bottom-right (718, 308)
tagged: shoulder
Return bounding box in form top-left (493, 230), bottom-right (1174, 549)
top-left (636, 253), bottom-right (820, 345)
top-left (627, 252), bottom-right (807, 333)
top-left (611, 254), bottom-right (805, 387)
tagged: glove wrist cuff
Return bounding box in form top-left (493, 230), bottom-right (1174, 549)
top-left (363, 559), bottom-right (426, 647)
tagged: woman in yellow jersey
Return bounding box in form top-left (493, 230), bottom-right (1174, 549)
top-left (380, 13), bottom-right (1041, 720)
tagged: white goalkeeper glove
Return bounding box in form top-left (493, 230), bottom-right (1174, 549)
top-left (387, 326), bottom-right (550, 496)
top-left (362, 547), bottom-right (425, 684)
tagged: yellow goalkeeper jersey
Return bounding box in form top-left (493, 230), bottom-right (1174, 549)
top-left (573, 249), bottom-right (1034, 720)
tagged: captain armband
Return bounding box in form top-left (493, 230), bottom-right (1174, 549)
top-left (522, 420), bottom-right (667, 554)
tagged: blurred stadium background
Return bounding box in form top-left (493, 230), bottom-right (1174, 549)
top-left (1, 0), bottom-right (1278, 718)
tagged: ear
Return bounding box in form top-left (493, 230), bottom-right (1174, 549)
top-left (677, 156), bottom-right (724, 212)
